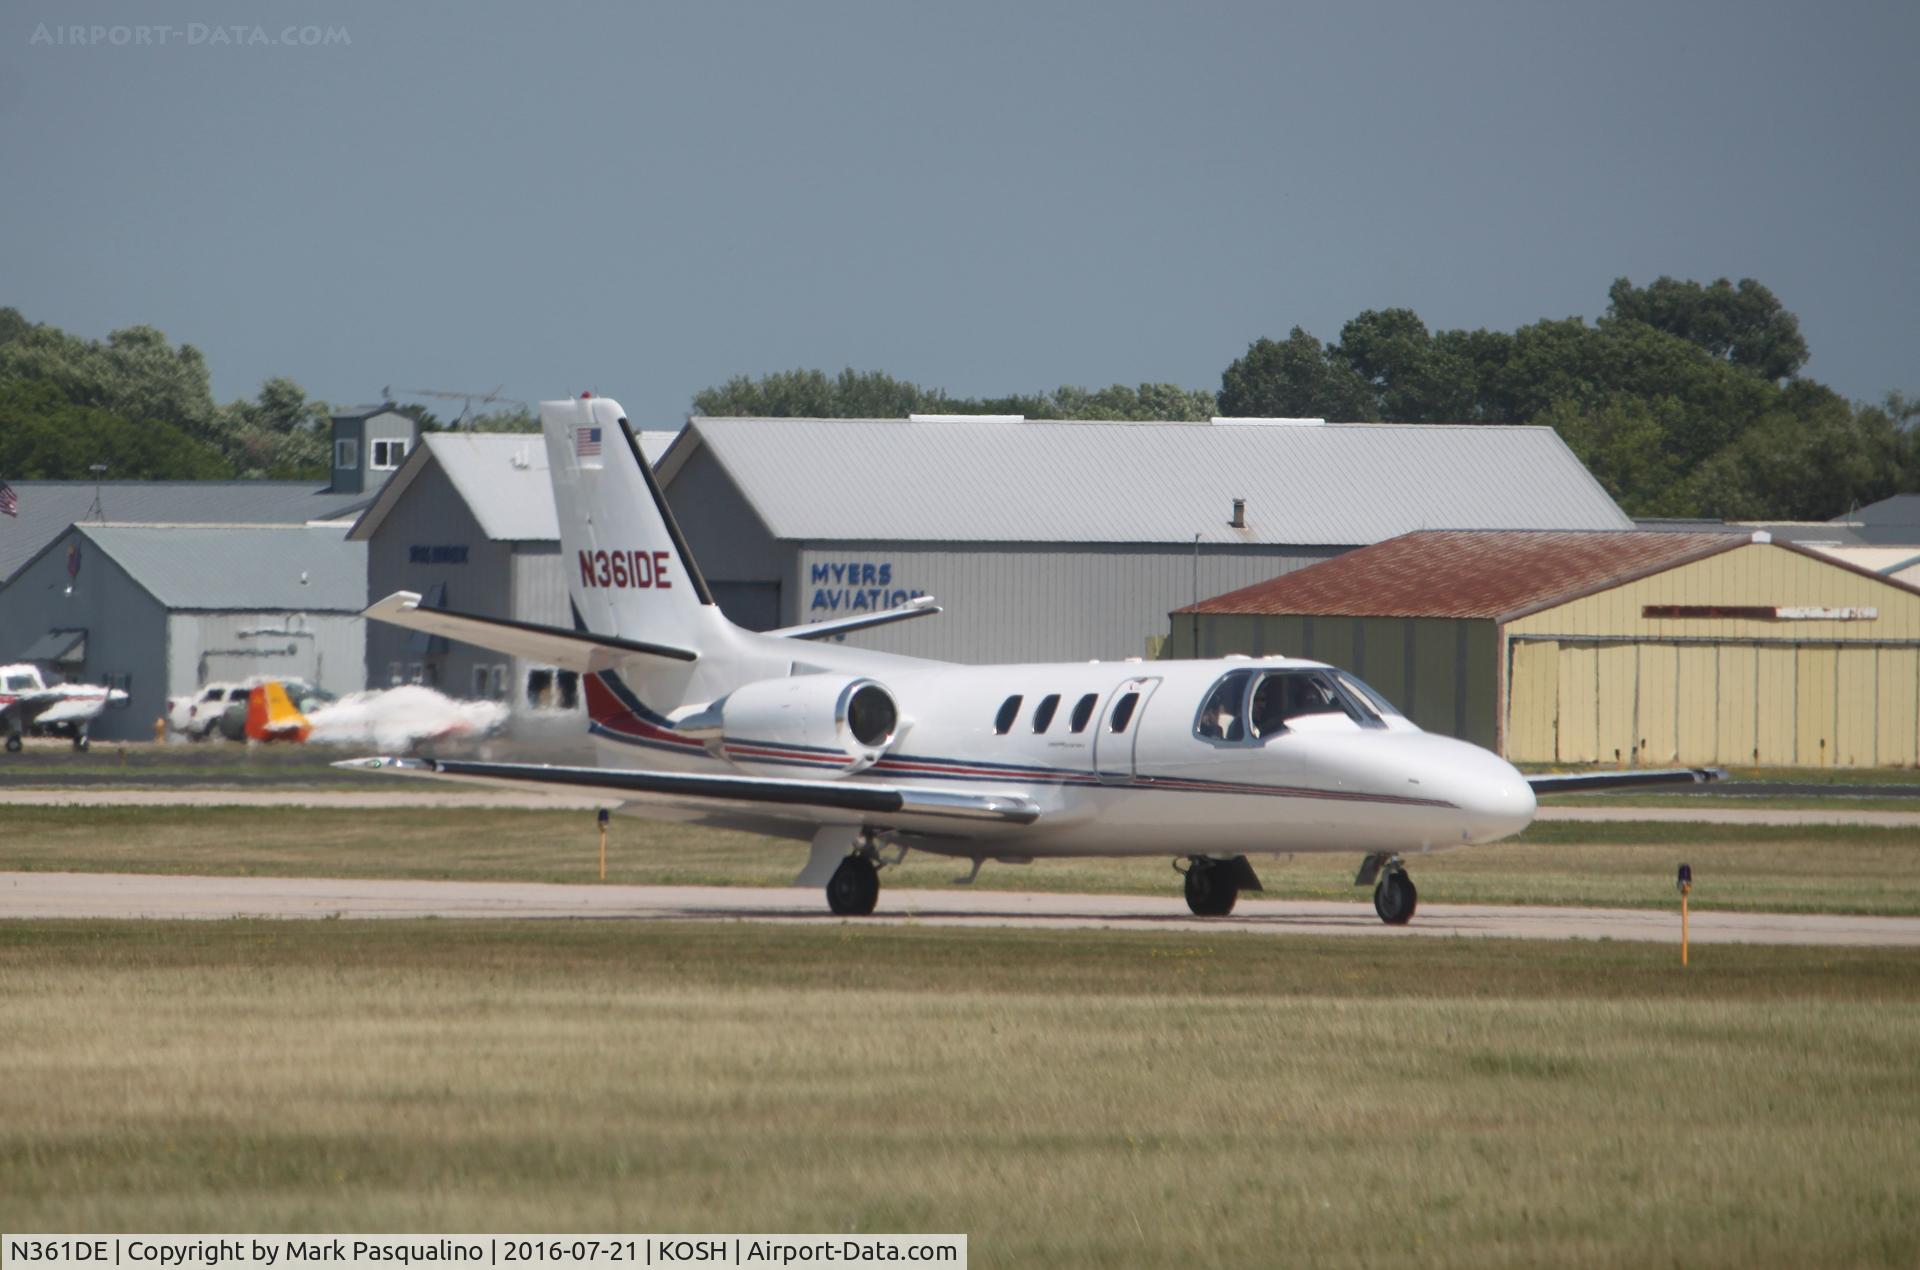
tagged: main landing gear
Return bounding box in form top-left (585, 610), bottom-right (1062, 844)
top-left (826, 852), bottom-right (881, 917)
top-left (1356, 853), bottom-right (1417, 925)
top-left (4, 733), bottom-right (21, 753)
top-left (1178, 855), bottom-right (1264, 917)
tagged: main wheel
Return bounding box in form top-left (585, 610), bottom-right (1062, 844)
top-left (825, 855), bottom-right (880, 916)
top-left (1373, 871), bottom-right (1417, 925)
top-left (72, 734), bottom-right (89, 752)
top-left (4, 734), bottom-right (20, 753)
top-left (1184, 862), bottom-right (1240, 917)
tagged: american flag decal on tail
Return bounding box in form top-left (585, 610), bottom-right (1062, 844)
top-left (575, 426), bottom-right (602, 458)
top-left (0, 481), bottom-right (16, 517)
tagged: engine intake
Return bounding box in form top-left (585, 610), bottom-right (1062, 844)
top-left (714, 675), bottom-right (901, 773)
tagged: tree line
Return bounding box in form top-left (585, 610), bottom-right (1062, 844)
top-left (0, 309), bottom-right (528, 481)
top-left (5, 276), bottom-right (1914, 519)
top-left (694, 278), bottom-right (1918, 520)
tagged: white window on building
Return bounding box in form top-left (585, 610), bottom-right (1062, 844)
top-left (490, 664), bottom-right (508, 700)
top-left (370, 438), bottom-right (408, 470)
top-left (335, 438), bottom-right (359, 469)
top-left (387, 661), bottom-right (404, 687)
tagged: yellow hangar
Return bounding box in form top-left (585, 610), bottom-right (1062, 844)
top-left (1170, 529), bottom-right (1920, 769)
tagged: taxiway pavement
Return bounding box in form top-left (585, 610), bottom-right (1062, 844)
top-left (4, 871), bottom-right (1916, 947)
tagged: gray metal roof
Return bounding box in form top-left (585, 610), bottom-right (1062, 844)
top-left (350, 428), bottom-right (681, 543)
top-left (0, 481), bottom-right (371, 583)
top-left (662, 418), bottom-right (1632, 545)
top-left (74, 524), bottom-right (367, 611)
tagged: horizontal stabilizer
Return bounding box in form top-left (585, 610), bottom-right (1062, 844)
top-left (1526, 767), bottom-right (1726, 795)
top-left (334, 756), bottom-right (1039, 832)
top-left (362, 592), bottom-right (697, 669)
top-left (765, 595), bottom-right (943, 641)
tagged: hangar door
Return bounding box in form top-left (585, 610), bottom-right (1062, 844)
top-left (1506, 639), bottom-right (1920, 768)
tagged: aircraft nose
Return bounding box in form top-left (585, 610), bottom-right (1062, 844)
top-left (1409, 738), bottom-right (1535, 843)
top-left (1451, 750), bottom-right (1536, 842)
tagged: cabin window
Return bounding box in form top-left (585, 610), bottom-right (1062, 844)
top-left (1195, 669), bottom-right (1254, 742)
top-left (1108, 691), bottom-right (1140, 733)
top-left (994, 695), bottom-right (1023, 735)
top-left (1069, 692), bottom-right (1098, 732)
top-left (1032, 693), bottom-right (1061, 733)
top-left (7, 672), bottom-right (39, 692)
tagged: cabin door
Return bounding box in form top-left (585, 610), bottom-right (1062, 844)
top-left (1093, 676), bottom-right (1160, 784)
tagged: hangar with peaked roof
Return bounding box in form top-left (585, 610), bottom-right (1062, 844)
top-left (0, 523), bottom-right (367, 740)
top-left (652, 415), bottom-right (1632, 663)
top-left (1170, 529), bottom-right (1920, 768)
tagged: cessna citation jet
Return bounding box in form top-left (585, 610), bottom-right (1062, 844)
top-left (340, 395), bottom-right (1720, 923)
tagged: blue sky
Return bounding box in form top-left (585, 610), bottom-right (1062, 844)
top-left (3, 0), bottom-right (1914, 424)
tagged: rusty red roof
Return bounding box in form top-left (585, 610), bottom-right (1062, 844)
top-left (1180, 530), bottom-right (1750, 621)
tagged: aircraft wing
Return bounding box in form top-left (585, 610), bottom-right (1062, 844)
top-left (0, 691), bottom-right (61, 728)
top-left (765, 596), bottom-right (942, 641)
top-left (36, 696), bottom-right (110, 727)
top-left (1526, 767), bottom-right (1727, 795)
top-left (334, 756), bottom-right (1039, 835)
top-left (362, 591), bottom-right (697, 669)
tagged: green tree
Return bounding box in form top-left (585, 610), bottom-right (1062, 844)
top-left (218, 377), bottom-right (331, 478)
top-left (1217, 329), bottom-right (1377, 420)
top-left (0, 379), bottom-right (231, 479)
top-left (1331, 308), bottom-right (1481, 422)
top-left (1606, 276), bottom-right (1809, 381)
top-left (1535, 395), bottom-right (1683, 515)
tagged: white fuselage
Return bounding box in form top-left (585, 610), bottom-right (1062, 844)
top-left (586, 623), bottom-right (1537, 861)
top-left (0, 664), bottom-right (124, 733)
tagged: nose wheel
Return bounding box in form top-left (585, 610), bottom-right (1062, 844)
top-left (1356, 853), bottom-right (1418, 925)
top-left (1372, 870), bottom-right (1417, 925)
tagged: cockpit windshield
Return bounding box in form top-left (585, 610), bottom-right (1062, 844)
top-left (1195, 666), bottom-right (1393, 742)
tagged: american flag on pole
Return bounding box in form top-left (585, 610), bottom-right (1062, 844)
top-left (575, 426), bottom-right (602, 458)
top-left (0, 481), bottom-right (17, 518)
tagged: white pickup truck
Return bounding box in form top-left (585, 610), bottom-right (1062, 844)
top-left (167, 682), bottom-right (253, 741)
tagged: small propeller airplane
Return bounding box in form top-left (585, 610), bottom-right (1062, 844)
top-left (339, 395), bottom-right (1721, 922)
top-left (0, 663), bottom-right (127, 752)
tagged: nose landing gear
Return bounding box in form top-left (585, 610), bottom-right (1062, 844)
top-left (1356, 853), bottom-right (1417, 925)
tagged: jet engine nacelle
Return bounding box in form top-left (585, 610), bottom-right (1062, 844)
top-left (711, 675), bottom-right (901, 773)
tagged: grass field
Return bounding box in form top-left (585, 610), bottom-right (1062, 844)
top-left (3, 805), bottom-right (1919, 915)
top-left (1, 921), bottom-right (1915, 1266)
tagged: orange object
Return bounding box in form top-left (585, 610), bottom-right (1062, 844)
top-left (245, 681), bottom-right (312, 743)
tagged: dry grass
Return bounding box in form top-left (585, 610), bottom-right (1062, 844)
top-left (3, 806), bottom-right (1919, 915)
top-left (1, 922), bottom-right (1916, 1267)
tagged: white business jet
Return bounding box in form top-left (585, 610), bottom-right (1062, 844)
top-left (340, 396), bottom-right (1718, 922)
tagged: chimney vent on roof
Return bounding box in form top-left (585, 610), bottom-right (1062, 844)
top-left (1230, 497), bottom-right (1246, 529)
